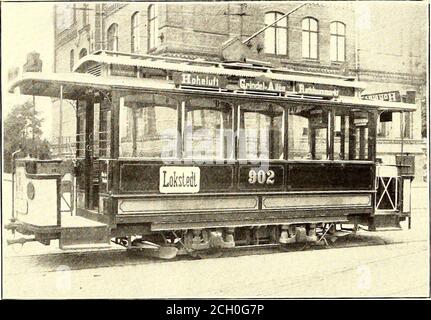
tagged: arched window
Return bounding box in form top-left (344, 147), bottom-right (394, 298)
top-left (79, 48), bottom-right (87, 59)
top-left (264, 12), bottom-right (287, 55)
top-left (330, 21), bottom-right (346, 62)
top-left (107, 23), bottom-right (119, 51)
top-left (131, 12), bottom-right (140, 53)
top-left (148, 4), bottom-right (158, 50)
top-left (302, 17), bottom-right (319, 59)
top-left (69, 49), bottom-right (74, 71)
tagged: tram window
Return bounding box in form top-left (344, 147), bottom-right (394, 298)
top-left (287, 108), bottom-right (375, 161)
top-left (333, 114), bottom-right (349, 160)
top-left (238, 104), bottom-right (284, 160)
top-left (135, 106), bottom-right (177, 157)
top-left (352, 111), bottom-right (370, 160)
top-left (93, 103), bottom-right (100, 158)
top-left (355, 126), bottom-right (368, 160)
top-left (342, 111), bottom-right (375, 161)
top-left (184, 99), bottom-right (233, 160)
top-left (348, 111), bottom-right (369, 160)
top-left (288, 107), bottom-right (329, 160)
top-left (76, 101), bottom-right (86, 158)
top-left (99, 107), bottom-right (111, 158)
top-left (120, 103), bottom-right (134, 157)
top-left (76, 114), bottom-right (86, 158)
top-left (119, 93), bottom-right (179, 158)
top-left (314, 127), bottom-right (328, 160)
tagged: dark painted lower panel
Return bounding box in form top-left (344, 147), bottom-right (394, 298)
top-left (76, 208), bottom-right (112, 225)
top-left (115, 207), bottom-right (373, 225)
top-left (151, 216), bottom-right (350, 231)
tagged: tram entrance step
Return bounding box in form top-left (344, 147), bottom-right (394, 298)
top-left (60, 216), bottom-right (110, 250)
top-left (372, 212), bottom-right (402, 230)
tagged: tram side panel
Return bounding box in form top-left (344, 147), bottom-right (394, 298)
top-left (96, 159), bottom-right (376, 236)
top-left (13, 161), bottom-right (61, 228)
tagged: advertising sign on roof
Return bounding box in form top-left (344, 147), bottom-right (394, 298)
top-left (111, 65), bottom-right (137, 77)
top-left (362, 91), bottom-right (401, 102)
top-left (238, 77), bottom-right (293, 93)
top-left (296, 83), bottom-right (339, 97)
top-left (173, 72), bottom-right (228, 88)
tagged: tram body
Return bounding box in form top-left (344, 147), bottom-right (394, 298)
top-left (7, 52), bottom-right (415, 254)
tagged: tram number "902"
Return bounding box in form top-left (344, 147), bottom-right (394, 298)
top-left (248, 169), bottom-right (275, 185)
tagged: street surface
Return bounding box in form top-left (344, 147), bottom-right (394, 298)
top-left (1, 175), bottom-right (429, 298)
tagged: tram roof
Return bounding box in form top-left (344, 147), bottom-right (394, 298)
top-left (75, 54), bottom-right (366, 89)
top-left (9, 72), bottom-right (416, 112)
top-left (8, 72), bottom-right (173, 99)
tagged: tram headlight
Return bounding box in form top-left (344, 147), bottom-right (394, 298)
top-left (27, 182), bottom-right (35, 200)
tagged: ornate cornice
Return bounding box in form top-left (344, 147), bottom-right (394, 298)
top-left (358, 69), bottom-right (426, 85)
top-left (282, 62), bottom-right (356, 77)
top-left (103, 3), bottom-right (128, 17)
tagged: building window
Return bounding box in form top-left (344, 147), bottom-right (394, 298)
top-left (330, 21), bottom-right (346, 62)
top-left (79, 48), bottom-right (87, 59)
top-left (56, 4), bottom-right (75, 31)
top-left (403, 112), bottom-right (412, 139)
top-left (302, 17), bottom-right (319, 59)
top-left (82, 3), bottom-right (89, 26)
top-left (107, 23), bottom-right (119, 51)
top-left (131, 12), bottom-right (140, 53)
top-left (377, 120), bottom-right (387, 138)
top-left (264, 12), bottom-right (287, 55)
top-left (148, 4), bottom-right (158, 51)
top-left (70, 49), bottom-right (74, 71)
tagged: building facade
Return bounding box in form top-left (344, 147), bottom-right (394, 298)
top-left (52, 2), bottom-right (427, 182)
top-left (355, 2), bottom-right (427, 183)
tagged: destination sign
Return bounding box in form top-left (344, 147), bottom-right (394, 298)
top-left (111, 65), bottom-right (137, 77)
top-left (159, 166), bottom-right (200, 194)
top-left (238, 77), bottom-right (292, 93)
top-left (362, 91), bottom-right (401, 102)
top-left (171, 72), bottom-right (356, 97)
top-left (296, 83), bottom-right (339, 97)
top-left (173, 72), bottom-right (227, 88)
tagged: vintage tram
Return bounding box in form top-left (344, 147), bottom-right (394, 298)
top-left (6, 51), bottom-right (416, 258)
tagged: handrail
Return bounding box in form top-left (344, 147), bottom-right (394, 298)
top-left (11, 148), bottom-right (22, 222)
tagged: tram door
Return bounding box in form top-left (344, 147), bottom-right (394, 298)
top-left (76, 98), bottom-right (100, 211)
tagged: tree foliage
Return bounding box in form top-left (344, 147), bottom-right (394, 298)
top-left (3, 101), bottom-right (52, 173)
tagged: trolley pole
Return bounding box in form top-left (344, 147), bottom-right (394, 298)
top-left (11, 148), bottom-right (22, 222)
top-left (242, 3), bottom-right (306, 44)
